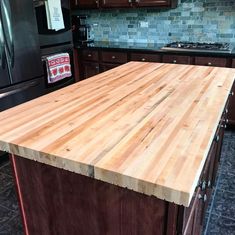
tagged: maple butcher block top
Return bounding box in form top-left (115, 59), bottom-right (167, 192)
top-left (0, 62), bottom-right (234, 206)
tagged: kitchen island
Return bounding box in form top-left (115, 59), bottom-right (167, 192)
top-left (0, 62), bottom-right (234, 235)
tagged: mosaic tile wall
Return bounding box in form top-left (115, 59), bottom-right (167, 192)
top-left (73, 0), bottom-right (235, 44)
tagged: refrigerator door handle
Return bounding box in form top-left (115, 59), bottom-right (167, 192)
top-left (0, 80), bottom-right (40, 99)
top-left (1, 0), bottom-right (14, 68)
top-left (0, 6), bottom-right (6, 70)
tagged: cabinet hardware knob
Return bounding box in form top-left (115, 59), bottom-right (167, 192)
top-left (141, 58), bottom-right (146, 61)
top-left (173, 60), bottom-right (177, 63)
top-left (225, 108), bottom-right (228, 114)
top-left (198, 194), bottom-right (207, 202)
top-left (230, 91), bottom-right (234, 96)
top-left (221, 124), bottom-right (227, 129)
top-left (207, 180), bottom-right (211, 187)
top-left (201, 181), bottom-right (207, 190)
top-left (88, 54), bottom-right (92, 57)
top-left (208, 62), bottom-right (212, 66)
top-left (226, 119), bottom-right (229, 123)
top-left (112, 56), bottom-right (116, 59)
top-left (215, 135), bottom-right (220, 142)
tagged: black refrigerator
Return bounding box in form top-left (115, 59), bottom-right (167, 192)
top-left (0, 0), bottom-right (46, 112)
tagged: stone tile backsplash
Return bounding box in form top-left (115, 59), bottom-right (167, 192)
top-left (73, 0), bottom-right (235, 44)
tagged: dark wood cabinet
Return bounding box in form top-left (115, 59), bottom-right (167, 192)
top-left (101, 51), bottom-right (128, 64)
top-left (162, 55), bottom-right (191, 64)
top-left (181, 187), bottom-right (203, 235)
top-left (227, 72), bottom-right (235, 126)
top-left (195, 57), bottom-right (227, 67)
top-left (136, 0), bottom-right (177, 7)
top-left (100, 0), bottom-right (177, 8)
top-left (100, 63), bottom-right (120, 72)
top-left (72, 0), bottom-right (99, 8)
top-left (232, 59), bottom-right (235, 68)
top-left (83, 62), bottom-right (100, 79)
top-left (101, 0), bottom-right (132, 8)
top-left (130, 53), bottom-right (161, 62)
top-left (82, 49), bottom-right (99, 62)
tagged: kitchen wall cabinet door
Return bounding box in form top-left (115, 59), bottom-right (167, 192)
top-left (135, 0), bottom-right (177, 8)
top-left (73, 0), bottom-right (99, 8)
top-left (83, 62), bottom-right (100, 79)
top-left (101, 0), bottom-right (132, 8)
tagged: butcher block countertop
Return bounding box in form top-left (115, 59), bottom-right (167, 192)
top-left (0, 62), bottom-right (234, 206)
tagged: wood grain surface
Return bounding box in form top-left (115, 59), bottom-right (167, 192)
top-left (0, 62), bottom-right (234, 206)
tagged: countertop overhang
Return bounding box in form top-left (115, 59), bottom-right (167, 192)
top-left (0, 62), bottom-right (234, 206)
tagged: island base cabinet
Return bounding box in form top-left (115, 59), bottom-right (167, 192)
top-left (11, 155), bottom-right (169, 235)
top-left (10, 153), bottom-right (222, 235)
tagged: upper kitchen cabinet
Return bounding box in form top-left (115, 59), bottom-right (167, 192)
top-left (71, 0), bottom-right (99, 9)
top-left (79, 0), bottom-right (178, 9)
top-left (101, 0), bottom-right (132, 8)
top-left (134, 0), bottom-right (178, 8)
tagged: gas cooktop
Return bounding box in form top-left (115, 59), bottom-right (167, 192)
top-left (161, 42), bottom-right (233, 54)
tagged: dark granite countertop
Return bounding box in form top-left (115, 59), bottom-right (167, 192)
top-left (74, 41), bottom-right (235, 57)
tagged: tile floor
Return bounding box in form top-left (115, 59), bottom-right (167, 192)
top-left (0, 131), bottom-right (234, 235)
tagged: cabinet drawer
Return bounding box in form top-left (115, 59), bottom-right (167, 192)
top-left (101, 51), bottom-right (128, 64)
top-left (130, 53), bottom-right (161, 62)
top-left (194, 57), bottom-right (227, 67)
top-left (162, 55), bottom-right (190, 64)
top-left (232, 59), bottom-right (235, 68)
top-left (82, 50), bottom-right (99, 61)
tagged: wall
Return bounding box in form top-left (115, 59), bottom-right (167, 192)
top-left (73, 0), bottom-right (235, 44)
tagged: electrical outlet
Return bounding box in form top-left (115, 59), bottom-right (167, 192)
top-left (140, 21), bottom-right (149, 28)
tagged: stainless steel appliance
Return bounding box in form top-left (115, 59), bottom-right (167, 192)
top-left (0, 0), bottom-right (45, 112)
top-left (0, 0), bottom-right (46, 161)
top-left (41, 44), bottom-right (75, 93)
top-left (34, 0), bottom-right (72, 47)
top-left (161, 42), bottom-right (234, 54)
top-left (72, 15), bottom-right (93, 44)
top-left (34, 0), bottom-right (75, 93)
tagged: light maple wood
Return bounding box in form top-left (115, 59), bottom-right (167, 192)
top-left (0, 62), bottom-right (234, 206)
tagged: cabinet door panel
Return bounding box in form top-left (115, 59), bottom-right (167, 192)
top-left (130, 53), bottom-right (161, 62)
top-left (195, 57), bottom-right (227, 67)
top-left (162, 55), bottom-right (190, 64)
top-left (83, 62), bottom-right (100, 79)
top-left (232, 59), bottom-right (235, 68)
top-left (228, 61), bottom-right (235, 125)
top-left (100, 63), bottom-right (120, 72)
top-left (183, 188), bottom-right (203, 235)
top-left (101, 0), bottom-right (131, 8)
top-left (75, 0), bottom-right (99, 8)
